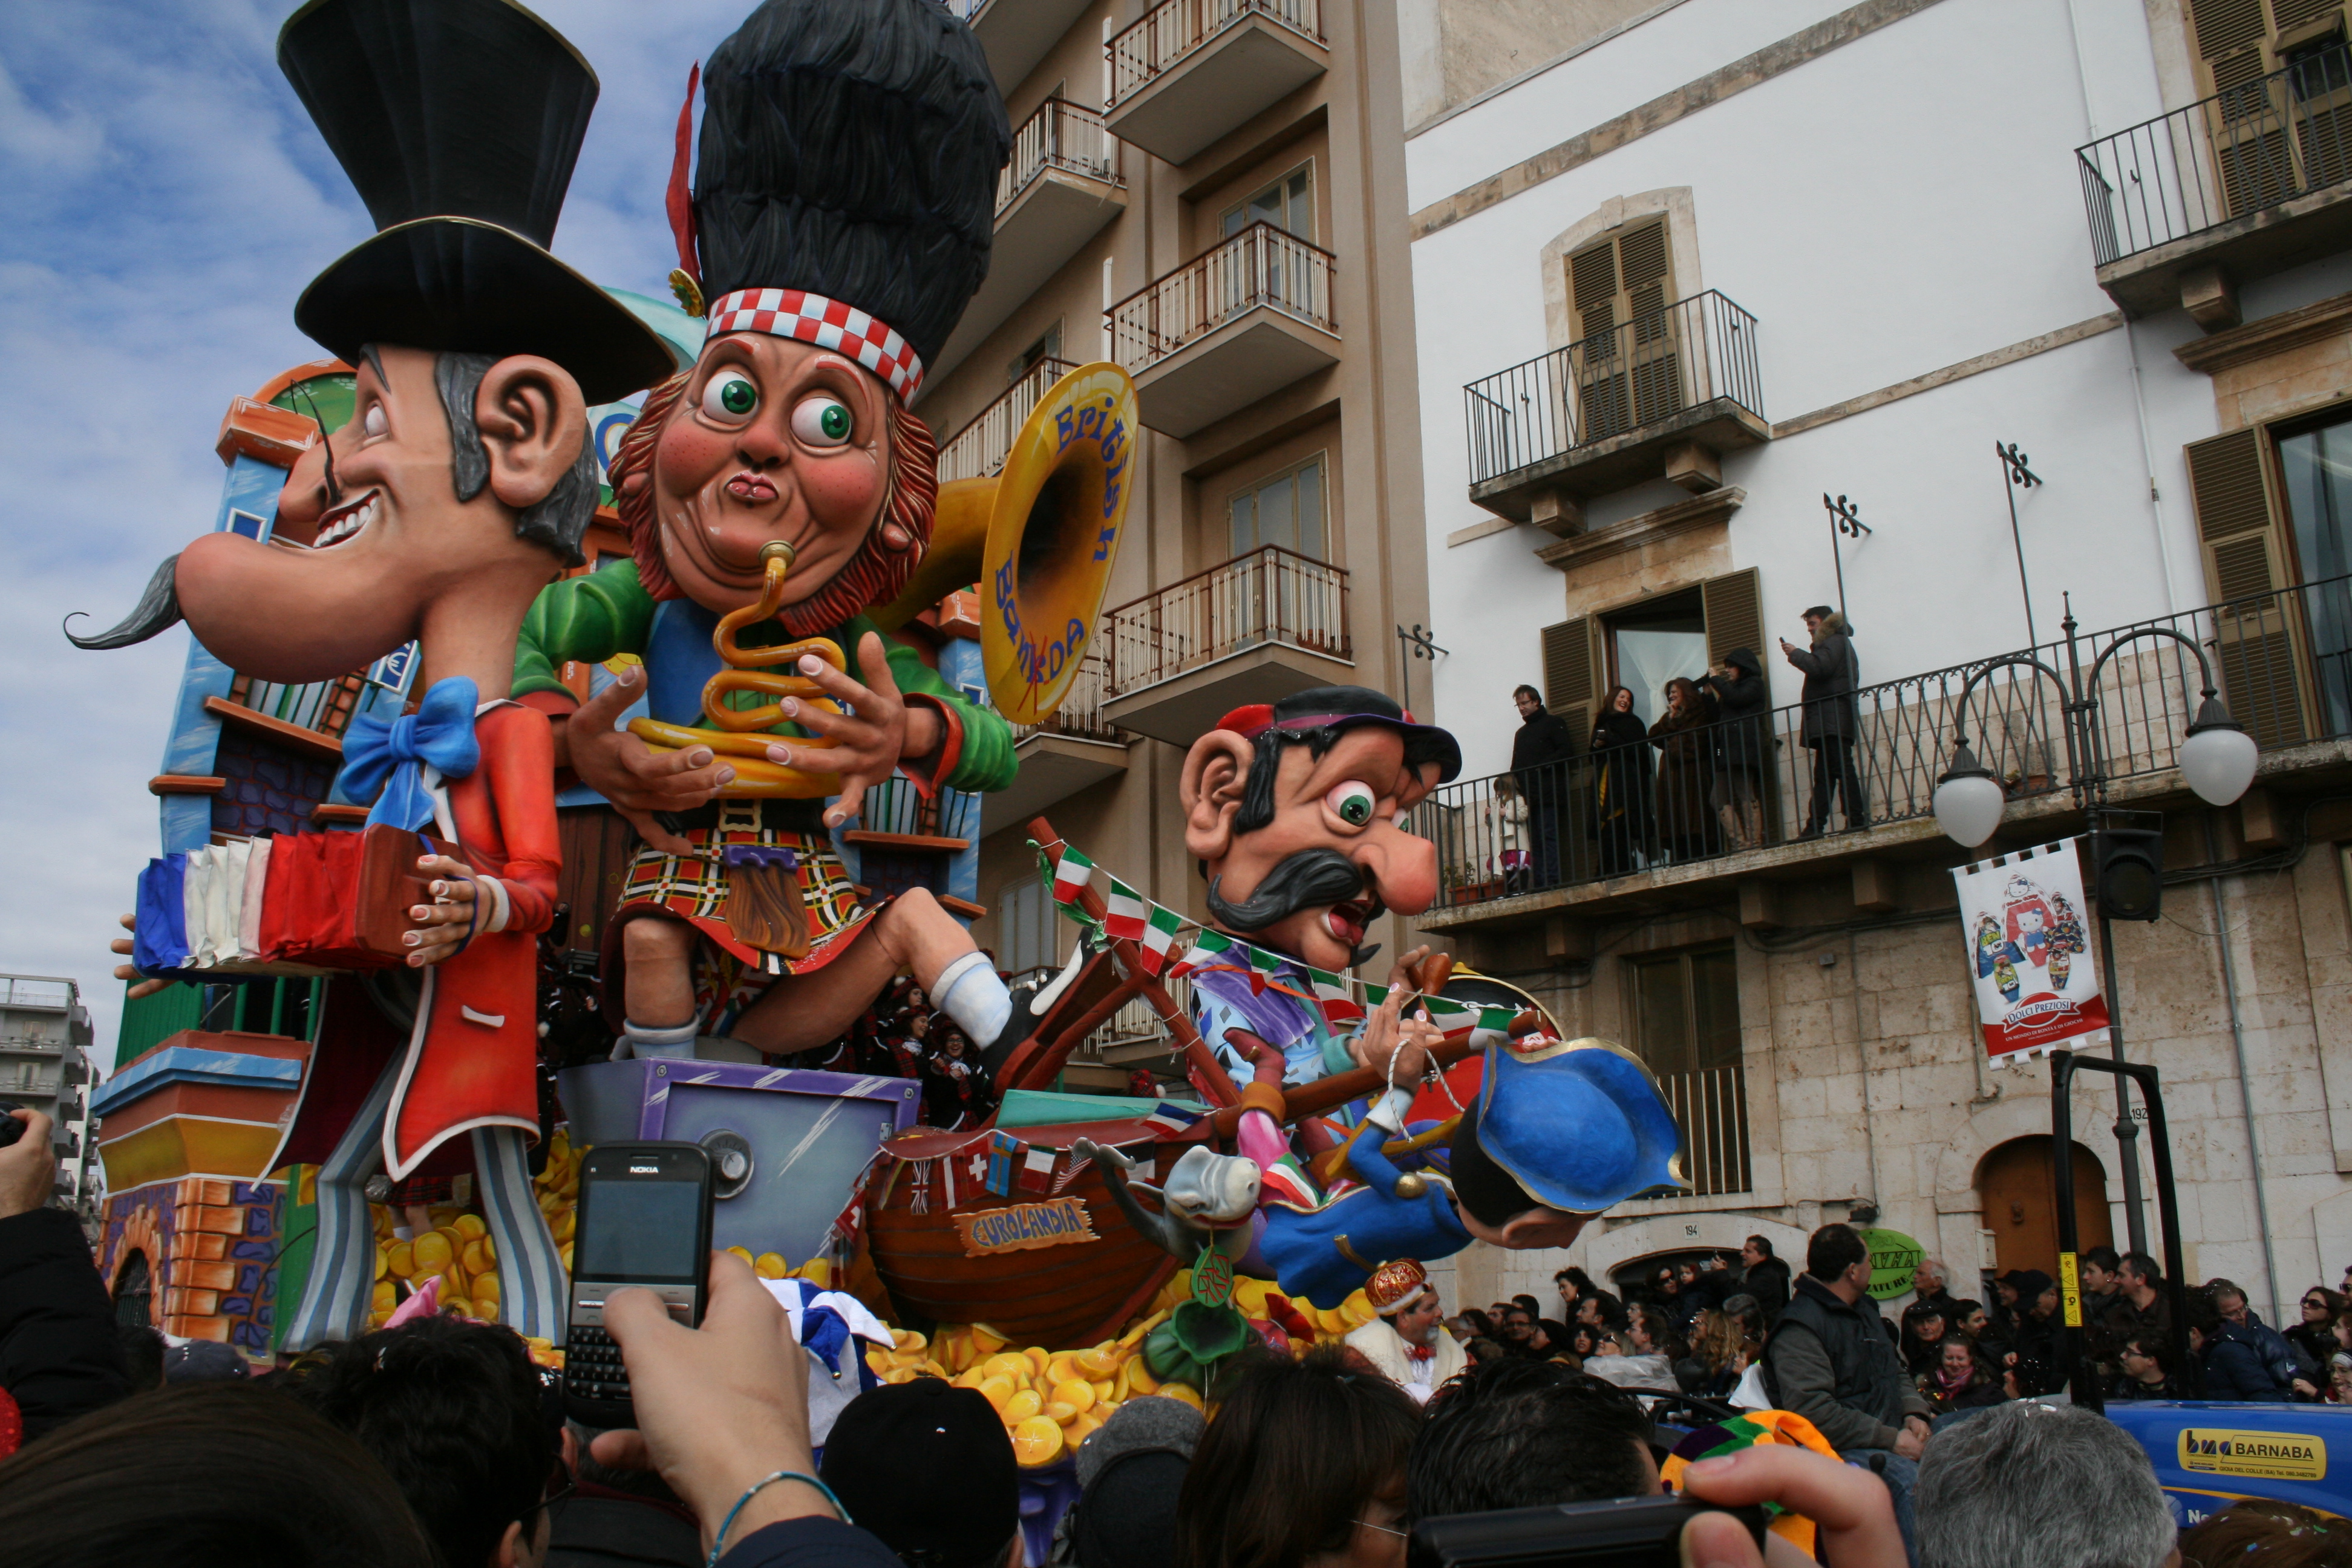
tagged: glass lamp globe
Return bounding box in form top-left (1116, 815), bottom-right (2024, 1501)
top-left (1933, 743), bottom-right (2007, 849)
top-left (2180, 698), bottom-right (2258, 806)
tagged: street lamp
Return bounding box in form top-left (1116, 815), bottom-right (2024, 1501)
top-left (1932, 596), bottom-right (2256, 1253)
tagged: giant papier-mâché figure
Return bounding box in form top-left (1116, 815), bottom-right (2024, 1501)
top-left (509, 0), bottom-right (1031, 1067)
top-left (76, 0), bottom-right (677, 1345)
top-left (1083, 687), bottom-right (1687, 1307)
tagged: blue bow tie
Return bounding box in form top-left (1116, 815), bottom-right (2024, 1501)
top-left (340, 676), bottom-right (482, 831)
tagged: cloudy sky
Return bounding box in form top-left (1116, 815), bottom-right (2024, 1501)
top-left (0, 0), bottom-right (750, 1060)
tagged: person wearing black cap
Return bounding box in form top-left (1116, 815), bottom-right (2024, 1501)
top-left (820, 1379), bottom-right (1021, 1568)
top-left (510, 0), bottom-right (1028, 1073)
top-left (77, 0), bottom-right (675, 1351)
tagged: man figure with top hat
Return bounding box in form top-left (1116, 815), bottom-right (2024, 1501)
top-left (1345, 1259), bottom-right (1465, 1403)
top-left (508, 0), bottom-right (1033, 1070)
top-left (83, 0), bottom-right (676, 1345)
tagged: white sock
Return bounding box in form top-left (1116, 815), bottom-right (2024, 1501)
top-left (617, 1018), bottom-right (700, 1061)
top-left (933, 951), bottom-right (1011, 1047)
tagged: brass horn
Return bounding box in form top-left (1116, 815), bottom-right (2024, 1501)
top-left (870, 362), bottom-right (1139, 725)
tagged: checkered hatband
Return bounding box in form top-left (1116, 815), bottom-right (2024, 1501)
top-left (704, 288), bottom-right (925, 399)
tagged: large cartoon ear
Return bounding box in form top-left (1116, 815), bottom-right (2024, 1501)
top-left (1181, 730), bottom-right (1256, 863)
top-left (476, 355), bottom-right (589, 514)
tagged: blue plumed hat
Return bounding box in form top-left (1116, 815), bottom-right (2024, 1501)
top-left (1456, 1037), bottom-right (1687, 1217)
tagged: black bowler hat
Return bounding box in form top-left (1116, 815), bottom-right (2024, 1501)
top-left (1216, 685), bottom-right (1465, 784)
top-left (278, 0), bottom-right (676, 404)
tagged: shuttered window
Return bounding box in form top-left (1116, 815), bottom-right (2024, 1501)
top-left (2185, 1), bottom-right (2352, 216)
top-left (1541, 616), bottom-right (1599, 746)
top-left (1566, 220), bottom-right (1682, 441)
top-left (2186, 428), bottom-right (2313, 746)
top-left (1701, 568), bottom-right (1765, 668)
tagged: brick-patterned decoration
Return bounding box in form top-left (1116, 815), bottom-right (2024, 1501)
top-left (211, 729), bottom-right (338, 838)
top-left (99, 1177), bottom-right (283, 1359)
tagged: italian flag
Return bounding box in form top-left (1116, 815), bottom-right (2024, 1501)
top-left (1052, 846), bottom-right (1095, 904)
top-left (1137, 904), bottom-right (1184, 976)
top-left (1478, 1004), bottom-right (1517, 1033)
top-left (1305, 967), bottom-right (1364, 1024)
top-left (1168, 929), bottom-right (1232, 978)
top-left (1247, 943), bottom-right (1284, 978)
top-left (1103, 878), bottom-right (1148, 941)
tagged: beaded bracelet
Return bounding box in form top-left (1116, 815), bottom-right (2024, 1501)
top-left (707, 1469), bottom-right (852, 1567)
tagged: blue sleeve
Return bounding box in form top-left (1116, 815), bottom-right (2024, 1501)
top-left (723, 1515), bottom-right (906, 1568)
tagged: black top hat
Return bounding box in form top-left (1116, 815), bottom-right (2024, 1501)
top-left (279, 0), bottom-right (675, 404)
top-left (690, 0), bottom-right (1010, 377)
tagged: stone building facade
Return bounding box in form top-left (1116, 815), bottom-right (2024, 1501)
top-left (1399, 0), bottom-right (2352, 1325)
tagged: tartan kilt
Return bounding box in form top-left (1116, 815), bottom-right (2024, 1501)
top-left (607, 804), bottom-right (877, 1032)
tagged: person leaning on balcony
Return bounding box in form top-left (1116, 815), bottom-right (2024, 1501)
top-left (1511, 683), bottom-right (1575, 887)
top-left (1781, 607), bottom-right (1869, 838)
top-left (1648, 677), bottom-right (1720, 863)
top-left (1694, 648), bottom-right (1769, 851)
top-left (1587, 686), bottom-right (1653, 878)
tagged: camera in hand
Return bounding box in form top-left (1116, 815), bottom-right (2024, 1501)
top-left (0, 1102), bottom-right (24, 1150)
top-left (1410, 1496), bottom-right (1768, 1568)
top-left (561, 1141), bottom-right (716, 1428)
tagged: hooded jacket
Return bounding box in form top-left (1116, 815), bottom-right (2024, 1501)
top-left (2201, 1318), bottom-right (2291, 1401)
top-left (1696, 648), bottom-right (1770, 781)
top-left (1784, 612), bottom-right (1859, 743)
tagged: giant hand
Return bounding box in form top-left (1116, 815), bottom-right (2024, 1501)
top-left (561, 665), bottom-right (737, 855)
top-left (760, 631), bottom-right (942, 831)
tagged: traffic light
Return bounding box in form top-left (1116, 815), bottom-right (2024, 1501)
top-left (2093, 815), bottom-right (2165, 923)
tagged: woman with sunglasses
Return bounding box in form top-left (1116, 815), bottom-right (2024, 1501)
top-left (2287, 1287), bottom-right (2345, 1378)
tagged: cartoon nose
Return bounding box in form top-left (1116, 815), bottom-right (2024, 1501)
top-left (1353, 821), bottom-right (1439, 916)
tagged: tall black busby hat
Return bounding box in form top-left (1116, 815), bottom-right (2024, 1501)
top-left (684, 0), bottom-right (1010, 398)
top-left (279, 0), bottom-right (676, 404)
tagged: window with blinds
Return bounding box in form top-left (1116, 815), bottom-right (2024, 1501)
top-left (2185, 426), bottom-right (2316, 746)
top-left (1629, 944), bottom-right (1750, 1195)
top-left (1566, 220), bottom-right (1683, 441)
top-left (2184, 0), bottom-right (2352, 216)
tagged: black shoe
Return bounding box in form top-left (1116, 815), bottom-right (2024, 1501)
top-left (1797, 825), bottom-right (1824, 841)
top-left (981, 982), bottom-right (1047, 1078)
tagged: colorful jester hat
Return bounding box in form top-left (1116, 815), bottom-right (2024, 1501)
top-left (668, 0), bottom-right (1013, 402)
top-left (1658, 1410), bottom-right (1842, 1557)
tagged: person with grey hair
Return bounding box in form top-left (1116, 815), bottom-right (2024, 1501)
top-left (1912, 1257), bottom-right (1958, 1319)
top-left (1915, 1401), bottom-right (2177, 1568)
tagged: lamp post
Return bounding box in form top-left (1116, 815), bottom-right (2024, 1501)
top-left (1932, 596), bottom-right (2256, 1253)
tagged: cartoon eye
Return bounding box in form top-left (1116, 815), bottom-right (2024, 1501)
top-left (362, 403), bottom-right (387, 439)
top-left (1327, 781), bottom-right (1376, 827)
top-left (701, 370), bottom-right (759, 422)
top-left (791, 395), bottom-right (854, 447)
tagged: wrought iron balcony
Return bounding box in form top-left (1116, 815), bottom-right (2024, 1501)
top-left (1413, 570), bottom-right (2352, 923)
top-left (1105, 0), bottom-right (1327, 166)
top-left (1108, 221), bottom-right (1338, 436)
top-left (1462, 290), bottom-right (1766, 520)
top-left (983, 651), bottom-right (1132, 836)
top-left (1099, 544), bottom-right (1351, 743)
top-left (939, 357), bottom-right (1080, 483)
top-left (956, 0), bottom-right (1098, 96)
top-left (2077, 44), bottom-right (2352, 319)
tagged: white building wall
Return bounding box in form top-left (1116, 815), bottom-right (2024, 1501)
top-left (1408, 0), bottom-right (2230, 780)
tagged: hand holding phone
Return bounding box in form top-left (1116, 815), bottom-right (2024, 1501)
top-left (563, 1142), bottom-right (716, 1429)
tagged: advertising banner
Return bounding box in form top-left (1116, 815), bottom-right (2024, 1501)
top-left (1951, 838), bottom-right (2108, 1065)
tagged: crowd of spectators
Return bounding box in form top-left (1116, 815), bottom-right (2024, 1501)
top-left (11, 1095), bottom-right (2352, 1568)
top-left (782, 976), bottom-right (996, 1128)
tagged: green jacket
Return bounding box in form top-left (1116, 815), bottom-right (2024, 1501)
top-left (513, 560), bottom-right (1017, 794)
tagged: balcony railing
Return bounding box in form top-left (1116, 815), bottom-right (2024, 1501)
top-left (859, 776), bottom-right (980, 843)
top-left (223, 670), bottom-right (368, 739)
top-left (1102, 544), bottom-right (1350, 696)
top-left (2077, 44), bottom-right (2352, 266)
top-left (1660, 1065), bottom-right (1751, 1197)
top-left (939, 357), bottom-right (1079, 484)
top-left (1108, 0), bottom-right (1324, 108)
top-left (1418, 572), bottom-right (2352, 909)
top-left (1002, 99), bottom-right (1122, 215)
top-left (1108, 221), bottom-right (1335, 376)
top-left (1012, 650), bottom-right (1123, 744)
top-left (1462, 291), bottom-right (1763, 489)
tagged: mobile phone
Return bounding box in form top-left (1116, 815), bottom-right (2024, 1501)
top-left (562, 1141), bottom-right (716, 1428)
top-left (1410, 1495), bottom-right (1769, 1568)
top-left (0, 1102), bottom-right (23, 1150)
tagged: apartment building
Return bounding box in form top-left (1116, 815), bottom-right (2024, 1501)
top-left (1400, 0), bottom-right (2352, 1323)
top-left (934, 0), bottom-right (1432, 1083)
top-left (0, 973), bottom-right (96, 1208)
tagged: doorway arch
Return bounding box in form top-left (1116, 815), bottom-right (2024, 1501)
top-left (1976, 1136), bottom-right (2111, 1277)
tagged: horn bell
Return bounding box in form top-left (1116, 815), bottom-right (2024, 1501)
top-left (871, 363), bottom-right (1138, 725)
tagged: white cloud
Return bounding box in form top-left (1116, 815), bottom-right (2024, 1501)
top-left (0, 0), bottom-right (756, 1061)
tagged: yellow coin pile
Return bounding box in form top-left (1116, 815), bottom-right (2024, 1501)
top-left (361, 1128), bottom-right (587, 1330)
top-left (862, 1316), bottom-right (1188, 1468)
